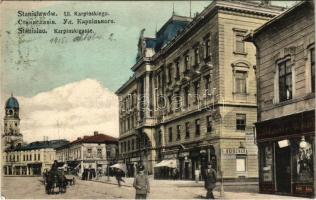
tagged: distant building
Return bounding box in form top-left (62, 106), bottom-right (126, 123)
top-left (56, 131), bottom-right (118, 176)
top-left (246, 1), bottom-right (315, 197)
top-left (116, 0), bottom-right (285, 181)
top-left (2, 94), bottom-right (23, 149)
top-left (2, 139), bottom-right (69, 175)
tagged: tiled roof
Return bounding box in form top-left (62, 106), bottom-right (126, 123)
top-left (6, 139), bottom-right (69, 152)
top-left (70, 133), bottom-right (118, 145)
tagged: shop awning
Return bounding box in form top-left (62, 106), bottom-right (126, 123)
top-left (154, 159), bottom-right (177, 168)
top-left (110, 163), bottom-right (127, 173)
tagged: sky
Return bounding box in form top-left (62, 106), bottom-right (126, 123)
top-left (0, 1), bottom-right (297, 142)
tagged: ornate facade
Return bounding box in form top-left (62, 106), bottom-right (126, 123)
top-left (116, 0), bottom-right (284, 180)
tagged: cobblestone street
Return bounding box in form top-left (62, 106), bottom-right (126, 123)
top-left (1, 176), bottom-right (308, 199)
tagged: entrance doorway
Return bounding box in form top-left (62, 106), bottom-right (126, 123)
top-left (275, 145), bottom-right (291, 194)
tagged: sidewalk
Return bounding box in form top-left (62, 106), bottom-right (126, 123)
top-left (91, 176), bottom-right (258, 188)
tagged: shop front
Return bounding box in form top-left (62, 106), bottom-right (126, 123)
top-left (256, 110), bottom-right (314, 197)
top-left (156, 145), bottom-right (216, 180)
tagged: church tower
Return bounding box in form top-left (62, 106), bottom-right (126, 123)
top-left (3, 94), bottom-right (23, 149)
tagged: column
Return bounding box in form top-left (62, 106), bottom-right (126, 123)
top-left (144, 72), bottom-right (151, 118)
top-left (27, 166), bottom-right (29, 175)
top-left (20, 167), bottom-right (22, 175)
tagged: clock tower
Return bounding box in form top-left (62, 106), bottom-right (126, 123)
top-left (3, 94), bottom-right (23, 149)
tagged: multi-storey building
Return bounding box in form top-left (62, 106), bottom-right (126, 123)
top-left (3, 139), bottom-right (69, 175)
top-left (116, 0), bottom-right (284, 180)
top-left (246, 1), bottom-right (314, 197)
top-left (56, 131), bottom-right (118, 176)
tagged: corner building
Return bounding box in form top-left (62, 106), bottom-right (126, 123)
top-left (116, 0), bottom-right (284, 181)
top-left (247, 1), bottom-right (315, 197)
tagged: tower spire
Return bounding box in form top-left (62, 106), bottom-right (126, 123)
top-left (11, 92), bottom-right (13, 97)
top-left (172, 3), bottom-right (175, 16)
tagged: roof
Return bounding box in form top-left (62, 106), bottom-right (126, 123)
top-left (6, 139), bottom-right (69, 152)
top-left (68, 133), bottom-right (118, 146)
top-left (246, 1), bottom-right (311, 40)
top-left (154, 15), bottom-right (192, 52)
top-left (5, 95), bottom-right (19, 109)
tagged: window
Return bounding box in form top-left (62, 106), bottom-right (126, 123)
top-left (175, 92), bottom-right (181, 111)
top-left (278, 59), bottom-right (292, 102)
top-left (236, 114), bottom-right (246, 130)
top-left (124, 142), bottom-right (127, 153)
top-left (168, 64), bottom-right (172, 84)
top-left (87, 148), bottom-right (92, 157)
top-left (106, 150), bottom-right (111, 158)
top-left (205, 75), bottom-right (211, 98)
top-left (175, 60), bottom-right (180, 79)
top-left (235, 31), bottom-right (246, 54)
top-left (97, 149), bottom-right (102, 158)
top-left (131, 115), bottom-right (134, 128)
top-left (185, 54), bottom-right (189, 70)
top-left (236, 157), bottom-right (246, 172)
top-left (168, 96), bottom-right (172, 113)
top-left (207, 116), bottom-right (212, 133)
top-left (132, 139), bottom-right (135, 150)
top-left (176, 125), bottom-right (181, 141)
top-left (194, 46), bottom-right (200, 65)
top-left (194, 81), bottom-right (200, 103)
top-left (158, 131), bottom-right (162, 145)
top-left (30, 154), bottom-right (32, 161)
top-left (128, 140), bottom-right (130, 151)
top-left (195, 119), bottom-right (200, 136)
top-left (311, 48), bottom-right (315, 93)
top-left (235, 71), bottom-right (247, 94)
top-left (168, 127), bottom-right (173, 142)
top-left (184, 87), bottom-right (189, 108)
top-left (205, 38), bottom-right (211, 60)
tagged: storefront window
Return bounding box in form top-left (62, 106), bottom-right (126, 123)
top-left (261, 144), bottom-right (273, 182)
top-left (292, 136), bottom-right (314, 183)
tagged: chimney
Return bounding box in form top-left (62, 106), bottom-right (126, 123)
top-left (260, 0), bottom-right (271, 6)
top-left (77, 137), bottom-right (81, 140)
top-left (94, 131), bottom-right (98, 136)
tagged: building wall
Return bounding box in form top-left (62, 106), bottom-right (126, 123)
top-left (255, 3), bottom-right (315, 121)
top-left (3, 148), bottom-right (56, 175)
top-left (116, 1), bottom-right (284, 179)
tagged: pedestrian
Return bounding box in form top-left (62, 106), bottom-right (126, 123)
top-left (173, 168), bottom-right (178, 180)
top-left (115, 169), bottom-right (125, 187)
top-left (133, 165), bottom-right (150, 199)
top-left (204, 163), bottom-right (217, 199)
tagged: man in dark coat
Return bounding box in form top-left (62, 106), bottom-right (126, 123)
top-left (133, 165), bottom-right (150, 199)
top-left (115, 169), bottom-right (125, 187)
top-left (204, 163), bottom-right (217, 199)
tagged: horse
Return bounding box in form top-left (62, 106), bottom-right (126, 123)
top-left (45, 170), bottom-right (68, 194)
top-left (57, 171), bottom-right (67, 193)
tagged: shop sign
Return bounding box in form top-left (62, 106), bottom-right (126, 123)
top-left (164, 154), bottom-right (176, 159)
top-left (222, 148), bottom-right (247, 155)
top-left (178, 152), bottom-right (189, 158)
top-left (130, 157), bottom-right (140, 162)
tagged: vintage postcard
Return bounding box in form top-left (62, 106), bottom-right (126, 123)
top-left (0, 0), bottom-right (314, 199)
